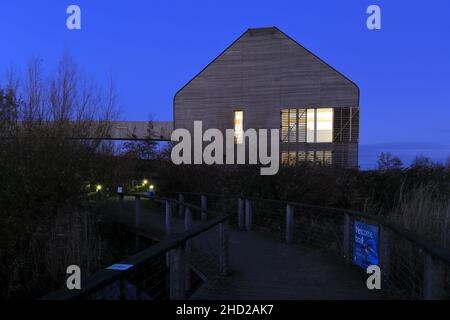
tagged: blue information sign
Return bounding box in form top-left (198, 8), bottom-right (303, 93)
top-left (353, 221), bottom-right (379, 269)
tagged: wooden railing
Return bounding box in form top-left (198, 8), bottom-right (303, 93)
top-left (43, 190), bottom-right (450, 300)
top-left (42, 193), bottom-right (229, 300)
top-left (177, 191), bottom-right (450, 300)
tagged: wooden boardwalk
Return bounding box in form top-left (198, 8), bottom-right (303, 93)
top-left (192, 229), bottom-right (380, 299)
top-left (107, 197), bottom-right (382, 300)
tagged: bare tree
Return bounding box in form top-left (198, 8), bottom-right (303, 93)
top-left (122, 119), bottom-right (158, 160)
top-left (15, 53), bottom-right (120, 149)
top-left (377, 152), bottom-right (403, 171)
top-left (411, 155), bottom-right (434, 169)
top-left (0, 53), bottom-right (123, 298)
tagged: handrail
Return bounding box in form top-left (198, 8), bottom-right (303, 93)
top-left (42, 194), bottom-right (229, 300)
top-left (120, 192), bottom-right (225, 217)
top-left (176, 191), bottom-right (450, 265)
top-left (42, 191), bottom-right (450, 300)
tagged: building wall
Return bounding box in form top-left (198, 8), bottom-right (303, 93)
top-left (174, 27), bottom-right (359, 168)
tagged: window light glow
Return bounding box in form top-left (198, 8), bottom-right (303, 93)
top-left (316, 108), bottom-right (333, 143)
top-left (234, 111), bottom-right (244, 144)
top-left (282, 108), bottom-right (333, 144)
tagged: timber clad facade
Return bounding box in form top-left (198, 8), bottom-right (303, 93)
top-left (174, 27), bottom-right (360, 168)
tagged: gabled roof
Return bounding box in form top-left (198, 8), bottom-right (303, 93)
top-left (174, 26), bottom-right (359, 100)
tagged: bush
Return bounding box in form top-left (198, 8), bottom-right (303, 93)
top-left (154, 159), bottom-right (450, 248)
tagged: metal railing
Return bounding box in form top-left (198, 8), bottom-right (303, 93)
top-left (42, 194), bottom-right (229, 300)
top-left (175, 191), bottom-right (450, 300)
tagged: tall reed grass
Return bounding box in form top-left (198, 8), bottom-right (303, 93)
top-left (390, 183), bottom-right (450, 249)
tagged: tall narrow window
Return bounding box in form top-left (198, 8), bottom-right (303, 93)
top-left (281, 109), bottom-right (290, 142)
top-left (234, 111), bottom-right (244, 144)
top-left (316, 108), bottom-right (333, 142)
top-left (288, 109), bottom-right (297, 142)
top-left (298, 109), bottom-right (307, 142)
top-left (306, 108), bottom-right (315, 143)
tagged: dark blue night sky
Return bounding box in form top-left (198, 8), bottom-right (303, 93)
top-left (1, 0), bottom-right (449, 168)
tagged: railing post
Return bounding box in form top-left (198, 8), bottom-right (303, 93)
top-left (245, 199), bottom-right (252, 231)
top-left (380, 226), bottom-right (390, 280)
top-left (118, 193), bottom-right (124, 215)
top-left (185, 208), bottom-right (192, 231)
top-left (219, 221), bottom-right (229, 275)
top-left (165, 201), bottom-right (173, 235)
top-left (169, 245), bottom-right (186, 300)
top-left (178, 193), bottom-right (185, 218)
top-left (165, 201), bottom-right (173, 268)
top-left (201, 195), bottom-right (207, 221)
top-left (285, 204), bottom-right (294, 244)
top-left (135, 196), bottom-right (141, 227)
top-left (119, 275), bottom-right (126, 300)
top-left (184, 208), bottom-right (192, 292)
top-left (237, 198), bottom-right (244, 229)
top-left (343, 213), bottom-right (352, 261)
top-left (424, 254), bottom-right (445, 300)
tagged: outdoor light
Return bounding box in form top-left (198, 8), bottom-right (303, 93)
top-left (96, 184), bottom-right (102, 192)
top-left (149, 184), bottom-right (154, 190)
top-left (142, 179), bottom-right (148, 185)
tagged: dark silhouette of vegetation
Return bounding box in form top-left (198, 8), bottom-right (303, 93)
top-left (154, 154), bottom-right (449, 248)
top-left (377, 152), bottom-right (403, 171)
top-left (0, 55), bottom-right (134, 299)
top-left (121, 120), bottom-right (159, 160)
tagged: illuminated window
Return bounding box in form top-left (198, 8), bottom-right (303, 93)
top-left (315, 151), bottom-right (332, 165)
top-left (281, 152), bottom-right (288, 165)
top-left (306, 109), bottom-right (315, 143)
top-left (234, 111), bottom-right (243, 144)
top-left (316, 108), bottom-right (333, 143)
top-left (281, 150), bottom-right (333, 166)
top-left (306, 151), bottom-right (315, 162)
top-left (298, 151), bottom-right (306, 162)
top-left (281, 108), bottom-right (333, 143)
top-left (281, 152), bottom-right (298, 166)
top-left (288, 152), bottom-right (296, 165)
top-left (281, 109), bottom-right (299, 143)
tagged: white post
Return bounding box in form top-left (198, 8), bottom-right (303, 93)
top-left (201, 195), bottom-right (207, 221)
top-left (286, 204), bottom-right (294, 244)
top-left (237, 198), bottom-right (244, 229)
top-left (245, 199), bottom-right (252, 231)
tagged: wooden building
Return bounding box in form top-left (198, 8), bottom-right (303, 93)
top-left (174, 27), bottom-right (359, 167)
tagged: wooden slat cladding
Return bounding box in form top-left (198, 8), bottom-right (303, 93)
top-left (333, 107), bottom-right (360, 143)
top-left (332, 143), bottom-right (359, 168)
